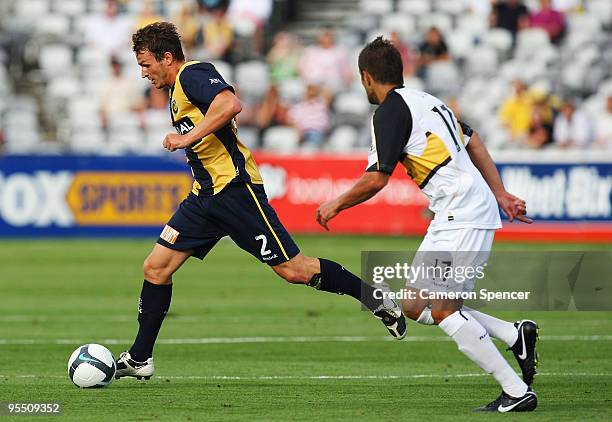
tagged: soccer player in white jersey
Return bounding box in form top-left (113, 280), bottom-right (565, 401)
top-left (317, 37), bottom-right (539, 412)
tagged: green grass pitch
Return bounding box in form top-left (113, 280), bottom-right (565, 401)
top-left (0, 235), bottom-right (610, 421)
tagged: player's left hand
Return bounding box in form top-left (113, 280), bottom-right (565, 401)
top-left (163, 133), bottom-right (191, 152)
top-left (496, 191), bottom-right (533, 224)
top-left (316, 200), bottom-right (340, 231)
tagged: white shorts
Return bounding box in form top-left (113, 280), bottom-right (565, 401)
top-left (406, 227), bottom-right (495, 294)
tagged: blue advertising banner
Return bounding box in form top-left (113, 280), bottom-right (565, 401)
top-left (0, 155), bottom-right (610, 237)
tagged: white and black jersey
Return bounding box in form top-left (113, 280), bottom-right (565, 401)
top-left (366, 87), bottom-right (502, 231)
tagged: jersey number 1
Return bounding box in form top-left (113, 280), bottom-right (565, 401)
top-left (432, 105), bottom-right (462, 152)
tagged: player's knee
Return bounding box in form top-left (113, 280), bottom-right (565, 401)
top-left (431, 310), bottom-right (455, 325)
top-left (143, 257), bottom-right (172, 284)
top-left (272, 263), bottom-right (308, 284)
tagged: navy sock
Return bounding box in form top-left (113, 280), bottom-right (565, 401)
top-left (312, 258), bottom-right (382, 312)
top-left (129, 280), bottom-right (172, 361)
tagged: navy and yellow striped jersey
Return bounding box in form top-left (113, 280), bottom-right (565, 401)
top-left (170, 61), bottom-right (263, 196)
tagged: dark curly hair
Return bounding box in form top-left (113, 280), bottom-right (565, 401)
top-left (358, 36), bottom-right (403, 85)
top-left (132, 21), bottom-right (185, 61)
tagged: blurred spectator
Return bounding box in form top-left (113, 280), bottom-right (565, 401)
top-left (498, 79), bottom-right (534, 141)
top-left (525, 100), bottom-right (554, 148)
top-left (200, 8), bottom-right (234, 61)
top-left (390, 31), bottom-right (416, 77)
top-left (173, 2), bottom-right (200, 50)
top-left (85, 0), bottom-right (133, 57)
top-left (551, 0), bottom-right (581, 13)
top-left (529, 0), bottom-right (566, 44)
top-left (267, 32), bottom-right (302, 82)
top-left (138, 86), bottom-right (170, 128)
top-left (253, 85), bottom-right (288, 143)
top-left (490, 0), bottom-right (529, 40)
top-left (99, 57), bottom-right (141, 129)
top-left (417, 27), bottom-right (450, 77)
top-left (198, 0), bottom-right (229, 11)
top-left (287, 85), bottom-right (331, 147)
top-left (299, 29), bottom-right (352, 94)
top-left (594, 96), bottom-right (612, 149)
top-left (553, 99), bottom-right (593, 148)
top-left (227, 0), bottom-right (273, 56)
top-left (135, 0), bottom-right (163, 30)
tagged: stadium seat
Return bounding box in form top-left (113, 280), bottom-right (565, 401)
top-left (587, 0), bottom-right (612, 26)
top-left (15, 0), bottom-right (50, 19)
top-left (236, 126), bottom-right (260, 150)
top-left (515, 29), bottom-right (551, 60)
top-left (47, 76), bottom-right (81, 99)
top-left (418, 12), bottom-right (454, 34)
top-left (108, 112), bottom-right (141, 132)
top-left (68, 96), bottom-right (101, 129)
top-left (38, 44), bottom-right (73, 77)
top-left (380, 13), bottom-right (417, 40)
top-left (108, 127), bottom-right (145, 153)
top-left (483, 28), bottom-right (513, 55)
top-left (35, 13), bottom-right (71, 37)
top-left (53, 0), bottom-right (87, 16)
top-left (568, 14), bottom-right (602, 36)
top-left (278, 79), bottom-right (305, 103)
top-left (456, 14), bottom-right (487, 38)
top-left (397, 0), bottom-right (431, 16)
top-left (67, 129), bottom-right (107, 154)
top-left (425, 61), bottom-right (461, 97)
top-left (359, 0), bottom-right (393, 15)
top-left (334, 92), bottom-right (371, 126)
top-left (235, 61), bottom-right (269, 98)
top-left (446, 30), bottom-right (475, 59)
top-left (262, 126), bottom-right (300, 153)
top-left (326, 125), bottom-right (358, 152)
top-left (434, 0), bottom-right (466, 16)
top-left (466, 46), bottom-right (498, 77)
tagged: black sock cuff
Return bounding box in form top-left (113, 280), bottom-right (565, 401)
top-left (140, 279), bottom-right (172, 314)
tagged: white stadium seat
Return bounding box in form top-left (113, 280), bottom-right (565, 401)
top-left (466, 46), bottom-right (498, 77)
top-left (235, 61), bottom-right (269, 98)
top-left (236, 126), bottom-right (260, 150)
top-left (447, 30), bottom-right (474, 59)
top-left (334, 92), bottom-right (371, 119)
top-left (483, 28), bottom-right (513, 54)
top-left (587, 0), bottom-right (612, 26)
top-left (262, 126), bottom-right (300, 153)
top-left (359, 0), bottom-right (393, 15)
top-left (47, 76), bottom-right (81, 99)
top-left (515, 29), bottom-right (551, 60)
top-left (38, 44), bottom-right (73, 77)
top-left (397, 0), bottom-right (431, 16)
top-left (53, 0), bottom-right (87, 16)
top-left (36, 13), bottom-right (70, 37)
top-left (425, 61), bottom-right (461, 97)
top-left (326, 125), bottom-right (358, 152)
top-left (418, 12), bottom-right (454, 33)
top-left (380, 13), bottom-right (417, 40)
top-left (278, 78), bottom-right (305, 103)
top-left (15, 0), bottom-right (50, 18)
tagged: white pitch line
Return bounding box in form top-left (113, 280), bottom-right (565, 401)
top-left (1, 335), bottom-right (612, 346)
top-left (0, 373), bottom-right (610, 381)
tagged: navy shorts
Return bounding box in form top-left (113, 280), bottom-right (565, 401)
top-left (157, 182), bottom-right (300, 266)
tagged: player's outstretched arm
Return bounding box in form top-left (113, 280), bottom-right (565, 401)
top-left (316, 171), bottom-right (389, 230)
top-left (163, 90), bottom-right (242, 151)
top-left (466, 131), bottom-right (533, 224)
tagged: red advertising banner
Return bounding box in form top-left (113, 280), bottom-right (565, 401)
top-left (253, 152), bottom-right (431, 235)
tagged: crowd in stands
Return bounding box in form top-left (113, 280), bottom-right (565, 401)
top-left (0, 0), bottom-right (611, 154)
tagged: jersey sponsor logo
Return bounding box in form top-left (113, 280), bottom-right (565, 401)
top-left (174, 117), bottom-right (195, 135)
top-left (209, 78), bottom-right (221, 84)
top-left (171, 99), bottom-right (178, 115)
top-left (160, 224), bottom-right (180, 244)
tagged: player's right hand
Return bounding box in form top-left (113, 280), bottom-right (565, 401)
top-left (496, 191), bottom-right (533, 224)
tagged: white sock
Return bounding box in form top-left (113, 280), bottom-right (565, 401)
top-left (416, 306), bottom-right (434, 325)
top-left (462, 306), bottom-right (518, 347)
top-left (439, 310), bottom-right (527, 398)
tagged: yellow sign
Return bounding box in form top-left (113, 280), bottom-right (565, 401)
top-left (66, 172), bottom-right (192, 226)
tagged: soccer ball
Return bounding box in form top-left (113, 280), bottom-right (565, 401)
top-left (68, 344), bottom-right (116, 388)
